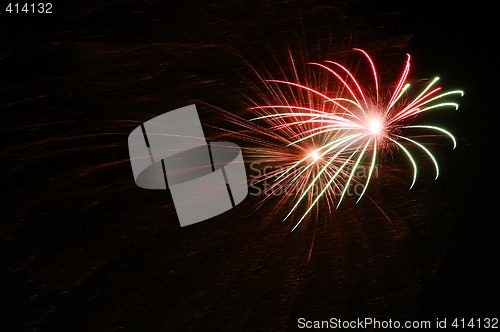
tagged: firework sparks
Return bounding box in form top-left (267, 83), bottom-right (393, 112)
top-left (249, 49), bottom-right (463, 230)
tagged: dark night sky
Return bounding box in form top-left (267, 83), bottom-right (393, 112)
top-left (1, 1), bottom-right (498, 330)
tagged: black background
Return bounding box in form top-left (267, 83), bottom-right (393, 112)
top-left (1, 0), bottom-right (498, 330)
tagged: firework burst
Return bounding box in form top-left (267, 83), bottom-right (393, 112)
top-left (248, 48), bottom-right (463, 230)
